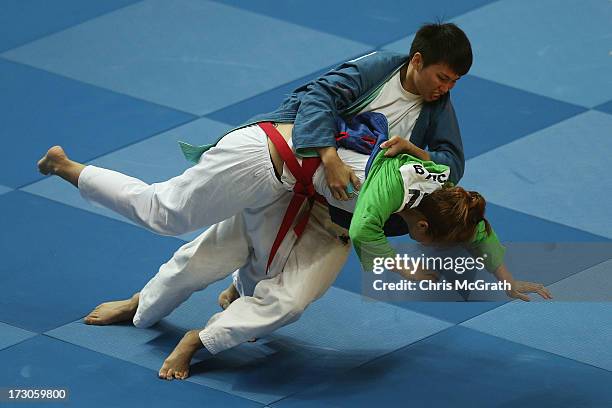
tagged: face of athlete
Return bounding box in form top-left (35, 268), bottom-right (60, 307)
top-left (411, 53), bottom-right (460, 102)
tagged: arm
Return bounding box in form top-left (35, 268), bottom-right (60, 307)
top-left (348, 162), bottom-right (438, 281)
top-left (466, 221), bottom-right (552, 301)
top-left (349, 157), bottom-right (404, 271)
top-left (380, 136), bottom-right (431, 161)
top-left (292, 53), bottom-right (385, 154)
top-left (425, 97), bottom-right (465, 183)
top-left (292, 52), bottom-right (403, 198)
top-left (317, 146), bottom-right (362, 201)
top-left (296, 65), bottom-right (364, 200)
top-left (493, 264), bottom-right (552, 301)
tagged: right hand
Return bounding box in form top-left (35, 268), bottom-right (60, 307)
top-left (396, 266), bottom-right (439, 282)
top-left (506, 280), bottom-right (553, 302)
top-left (318, 148), bottom-right (361, 201)
top-left (380, 136), bottom-right (411, 157)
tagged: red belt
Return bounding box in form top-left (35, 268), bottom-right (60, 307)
top-left (259, 122), bottom-right (325, 273)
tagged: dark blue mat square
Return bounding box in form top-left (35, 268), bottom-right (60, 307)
top-left (0, 0), bottom-right (140, 53)
top-left (213, 0), bottom-right (496, 47)
top-left (0, 58), bottom-right (195, 188)
top-left (273, 326), bottom-right (612, 408)
top-left (486, 203), bottom-right (609, 243)
top-left (0, 191), bottom-right (186, 332)
top-left (454, 75), bottom-right (586, 159)
top-left (0, 336), bottom-right (261, 407)
top-left (594, 100), bottom-right (612, 116)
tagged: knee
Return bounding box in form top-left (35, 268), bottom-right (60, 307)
top-left (280, 297), bottom-right (309, 321)
top-left (253, 280), bottom-right (310, 322)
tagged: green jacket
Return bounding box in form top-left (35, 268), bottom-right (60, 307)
top-left (349, 151), bottom-right (505, 273)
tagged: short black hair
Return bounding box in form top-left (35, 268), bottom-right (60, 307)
top-left (408, 22), bottom-right (473, 76)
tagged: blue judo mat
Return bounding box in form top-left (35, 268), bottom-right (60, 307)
top-left (1, 0), bottom-right (611, 406)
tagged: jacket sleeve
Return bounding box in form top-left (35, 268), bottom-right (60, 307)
top-left (349, 158), bottom-right (405, 271)
top-left (425, 96), bottom-right (465, 183)
top-left (292, 52), bottom-right (393, 156)
top-left (465, 221), bottom-right (506, 273)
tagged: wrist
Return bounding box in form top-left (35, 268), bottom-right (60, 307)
top-left (410, 145), bottom-right (430, 161)
top-left (317, 146), bottom-right (340, 164)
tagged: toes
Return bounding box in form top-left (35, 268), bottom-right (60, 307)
top-left (37, 161), bottom-right (46, 174)
top-left (37, 158), bottom-right (50, 175)
top-left (173, 368), bottom-right (189, 380)
top-left (166, 368), bottom-right (175, 380)
top-left (84, 315), bottom-right (97, 324)
top-left (158, 368), bottom-right (167, 379)
top-left (159, 364), bottom-right (171, 380)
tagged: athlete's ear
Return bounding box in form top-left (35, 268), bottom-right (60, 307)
top-left (411, 52), bottom-right (423, 71)
top-left (417, 219), bottom-right (429, 232)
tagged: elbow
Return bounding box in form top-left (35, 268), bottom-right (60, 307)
top-left (147, 204), bottom-right (192, 236)
top-left (348, 223), bottom-right (363, 244)
top-left (149, 218), bottom-right (191, 237)
top-left (451, 161), bottom-right (464, 184)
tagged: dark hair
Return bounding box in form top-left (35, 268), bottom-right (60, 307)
top-left (416, 186), bottom-right (490, 244)
top-left (408, 22), bottom-right (473, 76)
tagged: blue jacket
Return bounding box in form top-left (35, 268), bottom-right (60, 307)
top-left (247, 50), bottom-right (465, 183)
top-left (180, 51), bottom-right (464, 183)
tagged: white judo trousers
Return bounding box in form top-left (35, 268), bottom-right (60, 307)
top-left (78, 125), bottom-right (352, 354)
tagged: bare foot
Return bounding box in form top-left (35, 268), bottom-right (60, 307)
top-left (217, 282), bottom-right (239, 310)
top-left (38, 146), bottom-right (69, 175)
top-left (158, 330), bottom-right (203, 380)
top-left (84, 293), bottom-right (139, 325)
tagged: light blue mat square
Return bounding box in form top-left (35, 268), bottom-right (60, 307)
top-left (205, 66), bottom-right (332, 126)
top-left (0, 336), bottom-right (261, 408)
top-left (462, 259), bottom-right (612, 371)
top-left (3, 0), bottom-right (371, 115)
top-left (0, 58), bottom-right (195, 189)
top-left (452, 0), bottom-right (612, 107)
top-left (0, 0), bottom-right (140, 53)
top-left (22, 117), bottom-right (232, 242)
top-left (381, 33), bottom-right (415, 54)
top-left (0, 322), bottom-right (36, 351)
top-left (0, 185), bottom-right (12, 196)
top-left (48, 279), bottom-right (451, 404)
top-left (461, 110), bottom-right (612, 239)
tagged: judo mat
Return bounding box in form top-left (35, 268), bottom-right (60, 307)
top-left (47, 281), bottom-right (451, 404)
top-left (2, 0), bottom-right (611, 406)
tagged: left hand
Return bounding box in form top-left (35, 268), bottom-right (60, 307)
top-left (506, 281), bottom-right (553, 302)
top-left (395, 266), bottom-right (439, 282)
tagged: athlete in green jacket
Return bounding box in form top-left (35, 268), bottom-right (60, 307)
top-left (349, 139), bottom-right (551, 301)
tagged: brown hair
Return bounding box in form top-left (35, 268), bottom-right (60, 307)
top-left (416, 186), bottom-right (491, 244)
